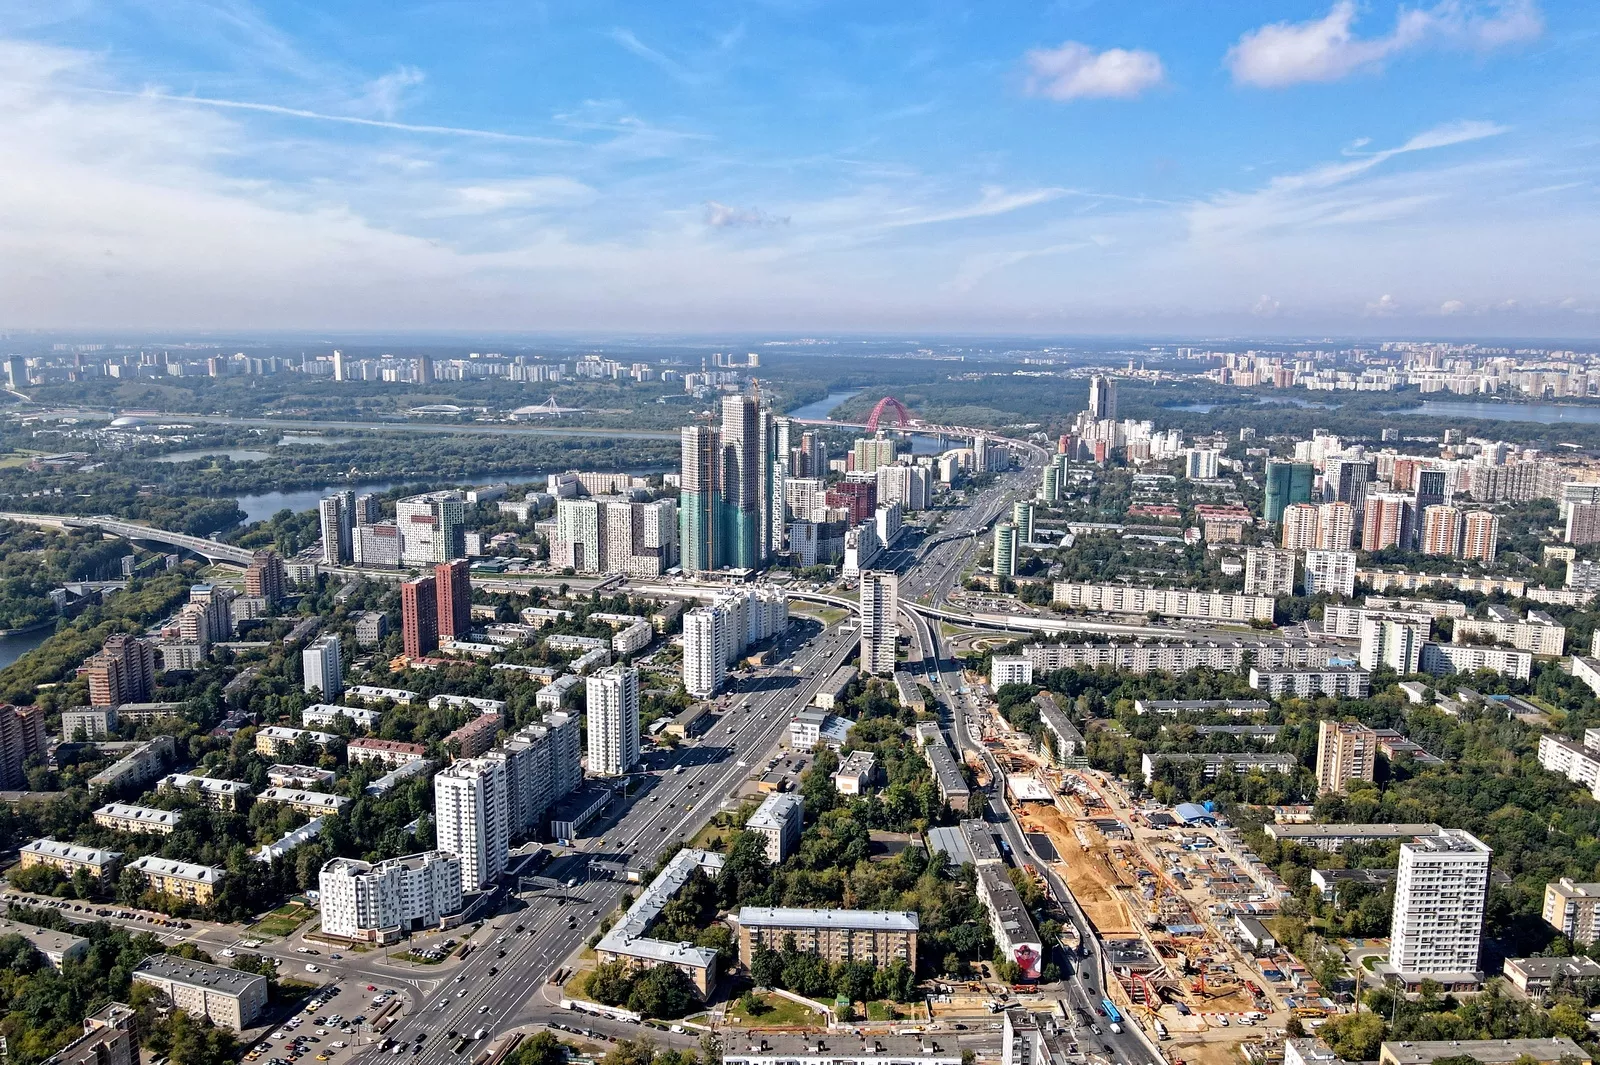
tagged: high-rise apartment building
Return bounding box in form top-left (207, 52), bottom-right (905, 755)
top-left (1362, 492), bottom-right (1413, 551)
top-left (1244, 547), bottom-right (1297, 596)
top-left (1281, 503), bottom-right (1320, 551)
top-left (435, 559), bottom-right (472, 640)
top-left (679, 425), bottom-right (719, 574)
top-left (1544, 878), bottom-right (1600, 945)
top-left (1315, 721), bottom-right (1378, 794)
top-left (318, 495), bottom-right (352, 566)
top-left (1088, 374), bottom-right (1117, 421)
top-left (852, 435), bottom-right (898, 474)
top-left (0, 704), bottom-right (48, 789)
top-left (1413, 469), bottom-right (1452, 546)
top-left (859, 571), bottom-right (899, 676)
top-left (1319, 502), bottom-right (1357, 551)
top-left (1568, 503), bottom-right (1600, 547)
top-left (1359, 615), bottom-right (1426, 674)
top-left (1304, 549), bottom-right (1357, 598)
top-left (1012, 501), bottom-right (1034, 545)
top-left (992, 523), bottom-right (1018, 578)
top-left (683, 605), bottom-right (730, 699)
top-left (396, 492), bottom-right (466, 565)
top-left (1462, 510), bottom-right (1500, 563)
top-left (1388, 829), bottom-right (1491, 979)
top-left (1185, 448), bottom-right (1219, 480)
top-left (1264, 460), bottom-right (1315, 523)
top-left (586, 666), bottom-right (640, 776)
top-left (553, 498), bottom-right (604, 572)
top-left (244, 550), bottom-right (287, 604)
top-left (318, 851), bottom-right (464, 943)
top-left (721, 395), bottom-right (764, 570)
top-left (876, 465), bottom-right (931, 512)
top-left (400, 575), bottom-right (438, 658)
top-left (1420, 505), bottom-right (1464, 556)
top-left (433, 758), bottom-right (508, 893)
top-left (85, 635), bottom-right (156, 708)
top-left (302, 635), bottom-right (342, 698)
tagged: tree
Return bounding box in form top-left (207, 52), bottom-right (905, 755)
top-left (1322, 1011), bottom-right (1384, 1062)
top-left (750, 944), bottom-right (783, 989)
top-left (508, 1032), bottom-right (567, 1065)
top-left (627, 965), bottom-right (697, 1020)
top-left (601, 1038), bottom-right (657, 1065)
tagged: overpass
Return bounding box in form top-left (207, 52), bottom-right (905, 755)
top-left (0, 511), bottom-right (256, 566)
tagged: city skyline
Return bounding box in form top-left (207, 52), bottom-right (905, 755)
top-left (1, 1), bottom-right (1595, 336)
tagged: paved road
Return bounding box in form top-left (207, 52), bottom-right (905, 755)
top-left (356, 619), bottom-right (860, 1065)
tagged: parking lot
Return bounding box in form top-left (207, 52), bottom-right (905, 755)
top-left (244, 976), bottom-right (411, 1065)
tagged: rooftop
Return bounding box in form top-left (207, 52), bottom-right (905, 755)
top-left (1379, 1039), bottom-right (1586, 1065)
top-left (737, 907), bottom-right (919, 932)
top-left (0, 917), bottom-right (88, 958)
top-left (747, 793), bottom-right (804, 833)
top-left (94, 803), bottom-right (182, 830)
top-left (1266, 822), bottom-right (1442, 840)
top-left (595, 848), bottom-right (725, 969)
top-left (127, 855), bottom-right (226, 884)
top-left (134, 954), bottom-right (264, 994)
top-left (22, 838), bottom-right (122, 866)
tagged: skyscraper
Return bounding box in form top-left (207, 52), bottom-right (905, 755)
top-left (396, 492), bottom-right (466, 565)
top-left (1012, 501), bottom-right (1034, 545)
top-left (1388, 829), bottom-right (1491, 980)
top-left (1263, 460), bottom-right (1315, 522)
top-left (1088, 374), bottom-right (1117, 421)
top-left (586, 666), bottom-right (640, 776)
top-left (1362, 492), bottom-right (1413, 551)
top-left (992, 522), bottom-right (1018, 578)
top-left (244, 550), bottom-right (288, 605)
top-left (721, 395), bottom-right (763, 570)
top-left (400, 575), bottom-right (438, 657)
top-left (679, 425), bottom-right (719, 574)
top-left (318, 495), bottom-right (351, 566)
top-left (1420, 505), bottom-right (1464, 556)
top-left (435, 559), bottom-right (472, 640)
top-left (85, 634), bottom-right (156, 708)
top-left (859, 571), bottom-right (899, 676)
top-left (434, 759), bottom-right (509, 893)
top-left (302, 634), bottom-right (343, 698)
top-left (1280, 503), bottom-right (1320, 551)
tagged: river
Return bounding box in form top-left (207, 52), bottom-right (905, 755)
top-left (787, 390), bottom-right (863, 420)
top-left (0, 625), bottom-right (55, 670)
top-left (1403, 400), bottom-right (1600, 425)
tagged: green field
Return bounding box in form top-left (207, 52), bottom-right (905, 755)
top-left (250, 902), bottom-right (315, 938)
top-left (727, 991), bottom-right (822, 1027)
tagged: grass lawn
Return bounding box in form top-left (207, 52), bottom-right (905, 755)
top-left (726, 992), bottom-right (822, 1027)
top-left (563, 968), bottom-right (596, 1001)
top-left (250, 903), bottom-right (314, 938)
top-left (865, 1001), bottom-right (907, 1022)
top-left (791, 603), bottom-right (848, 625)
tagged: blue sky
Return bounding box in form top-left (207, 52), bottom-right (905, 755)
top-left (0, 0), bottom-right (1596, 336)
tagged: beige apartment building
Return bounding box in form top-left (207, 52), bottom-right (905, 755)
top-left (1543, 878), bottom-right (1600, 945)
top-left (736, 907), bottom-right (919, 970)
top-left (1315, 721), bottom-right (1378, 794)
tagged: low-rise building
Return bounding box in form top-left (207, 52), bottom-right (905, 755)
top-left (257, 786), bottom-right (352, 816)
top-left (348, 737), bottom-right (429, 766)
top-left (990, 656), bottom-right (1034, 689)
top-left (41, 1003), bottom-right (136, 1065)
top-left (918, 732), bottom-right (970, 812)
top-left (1263, 822), bottom-right (1442, 852)
top-left (1502, 955), bottom-right (1600, 996)
top-left (132, 954), bottom-right (266, 1030)
top-left (302, 703), bottom-right (384, 730)
top-left (444, 713), bottom-right (501, 759)
top-left (594, 848), bottom-right (726, 997)
top-left (267, 764), bottom-right (336, 788)
top-left (1377, 1039), bottom-right (1584, 1065)
top-left (93, 803), bottom-right (181, 836)
top-left (61, 707), bottom-right (118, 742)
top-left (19, 839), bottom-right (122, 880)
top-left (0, 917), bottom-right (90, 968)
top-left (975, 863), bottom-right (1043, 980)
top-left (724, 1035), bottom-right (959, 1065)
top-left (746, 793), bottom-right (804, 863)
top-left (345, 685), bottom-right (419, 704)
top-left (833, 750), bottom-right (877, 794)
top-left (157, 773), bottom-right (251, 811)
top-left (254, 725), bottom-right (337, 757)
top-left (1453, 608), bottom-right (1567, 656)
top-left (1131, 698), bottom-right (1272, 716)
top-left (736, 907), bottom-right (919, 970)
top-left (87, 735), bottom-right (175, 793)
top-left (126, 856), bottom-right (226, 904)
top-left (255, 818), bottom-right (327, 863)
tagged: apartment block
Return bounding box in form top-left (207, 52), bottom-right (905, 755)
top-left (254, 725), bottom-right (338, 757)
top-left (1387, 829), bottom-right (1491, 981)
top-left (156, 773), bottom-right (251, 811)
top-left (1050, 582), bottom-right (1275, 623)
top-left (1248, 666), bottom-right (1371, 699)
top-left (1244, 547), bottom-right (1296, 596)
top-left (736, 907), bottom-right (919, 970)
top-left (93, 803), bottom-right (181, 836)
top-left (132, 955), bottom-right (265, 1030)
top-left (126, 855), bottom-right (227, 904)
top-left (746, 792), bottom-right (803, 863)
top-left (1315, 721), bottom-right (1378, 794)
top-left (1452, 607), bottom-right (1566, 656)
top-left (19, 839), bottom-right (122, 880)
top-left (1543, 878), bottom-right (1600, 945)
top-left (318, 850), bottom-right (464, 944)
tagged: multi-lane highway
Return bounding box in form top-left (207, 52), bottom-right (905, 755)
top-left (357, 618), bottom-right (860, 1065)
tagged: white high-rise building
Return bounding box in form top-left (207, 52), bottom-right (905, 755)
top-left (876, 465), bottom-right (932, 512)
top-left (302, 635), bottom-right (342, 698)
top-left (554, 498), bottom-right (604, 573)
top-left (1388, 829), bottom-right (1491, 980)
top-left (1359, 615), bottom-right (1427, 674)
top-left (1185, 448), bottom-right (1219, 480)
top-left (860, 571), bottom-right (899, 675)
top-left (433, 759), bottom-right (509, 893)
top-left (586, 666), bottom-right (640, 776)
top-left (683, 605), bottom-right (731, 699)
top-left (1244, 547), bottom-right (1296, 596)
top-left (318, 851), bottom-right (463, 943)
top-left (1303, 549), bottom-right (1357, 598)
top-left (396, 491), bottom-right (466, 565)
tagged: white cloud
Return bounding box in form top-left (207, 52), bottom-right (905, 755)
top-left (882, 186), bottom-right (1064, 228)
top-left (1252, 294), bottom-right (1282, 317)
top-left (704, 202), bottom-right (788, 228)
top-left (1227, 1), bottom-right (1543, 88)
top-left (446, 178), bottom-right (596, 214)
top-left (1365, 293), bottom-right (1401, 316)
top-left (1023, 41), bottom-right (1164, 101)
top-left (357, 66), bottom-right (426, 120)
top-left (1440, 299), bottom-right (1467, 314)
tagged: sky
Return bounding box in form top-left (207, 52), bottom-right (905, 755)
top-left (0, 0), bottom-right (1597, 338)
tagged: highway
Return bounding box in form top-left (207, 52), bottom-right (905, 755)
top-left (355, 617), bottom-right (861, 1065)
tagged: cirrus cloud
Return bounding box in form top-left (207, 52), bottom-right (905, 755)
top-left (1023, 41), bottom-right (1165, 101)
top-left (1226, 0), bottom-right (1543, 88)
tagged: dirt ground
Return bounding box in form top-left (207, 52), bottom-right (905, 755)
top-left (1014, 803), bottom-right (1138, 935)
top-left (1168, 1035), bottom-right (1253, 1065)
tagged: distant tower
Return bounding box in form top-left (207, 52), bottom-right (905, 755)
top-left (859, 571), bottom-right (899, 676)
top-left (1088, 374), bottom-right (1117, 421)
top-left (332, 350), bottom-right (346, 382)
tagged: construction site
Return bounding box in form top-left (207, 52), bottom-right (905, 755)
top-left (964, 685), bottom-right (1319, 1065)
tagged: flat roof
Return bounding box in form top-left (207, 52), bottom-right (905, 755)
top-left (747, 793), bottom-right (803, 833)
top-left (1380, 1039), bottom-right (1585, 1065)
top-left (724, 1034), bottom-right (959, 1064)
top-left (1266, 822), bottom-right (1442, 840)
top-left (0, 917), bottom-right (88, 958)
top-left (134, 954), bottom-right (264, 995)
top-left (836, 750), bottom-right (876, 774)
top-left (925, 826), bottom-right (971, 867)
top-left (738, 907), bottom-right (919, 932)
top-left (925, 742), bottom-right (969, 794)
top-left (595, 848), bottom-right (725, 968)
top-left (1503, 956), bottom-right (1600, 978)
